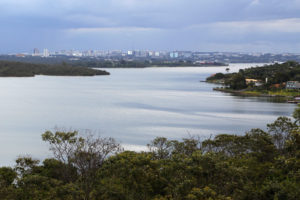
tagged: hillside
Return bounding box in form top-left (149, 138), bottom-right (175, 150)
top-left (206, 61), bottom-right (300, 98)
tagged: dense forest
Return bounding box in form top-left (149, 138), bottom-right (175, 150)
top-left (0, 106), bottom-right (299, 199)
top-left (207, 61), bottom-right (300, 90)
top-left (0, 61), bottom-right (109, 77)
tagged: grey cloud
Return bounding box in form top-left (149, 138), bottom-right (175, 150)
top-left (0, 0), bottom-right (300, 53)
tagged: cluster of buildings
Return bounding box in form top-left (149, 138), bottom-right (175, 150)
top-left (33, 48), bottom-right (50, 57)
top-left (12, 48), bottom-right (300, 63)
top-left (245, 79), bottom-right (300, 90)
top-left (286, 81), bottom-right (300, 89)
top-left (31, 48), bottom-right (196, 60)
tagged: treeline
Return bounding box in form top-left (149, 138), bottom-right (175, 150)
top-left (241, 61), bottom-right (300, 82)
top-left (71, 60), bottom-right (227, 68)
top-left (72, 60), bottom-right (148, 68)
top-left (207, 61), bottom-right (300, 90)
top-left (0, 61), bottom-right (109, 77)
top-left (73, 60), bottom-right (227, 68)
top-left (0, 107), bottom-right (299, 199)
top-left (0, 55), bottom-right (227, 68)
top-left (150, 61), bottom-right (227, 67)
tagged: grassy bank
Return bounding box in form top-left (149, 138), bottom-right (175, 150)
top-left (213, 87), bottom-right (299, 97)
top-left (213, 87), bottom-right (299, 103)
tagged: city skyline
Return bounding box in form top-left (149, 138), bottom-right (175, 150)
top-left (10, 48), bottom-right (300, 56)
top-left (4, 48), bottom-right (300, 64)
top-left (1, 0), bottom-right (300, 53)
top-left (10, 48), bottom-right (300, 55)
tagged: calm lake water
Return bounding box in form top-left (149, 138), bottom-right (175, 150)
top-left (0, 64), bottom-right (297, 165)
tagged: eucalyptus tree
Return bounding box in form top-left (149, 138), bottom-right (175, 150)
top-left (42, 129), bottom-right (122, 200)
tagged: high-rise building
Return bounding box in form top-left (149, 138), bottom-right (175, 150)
top-left (33, 48), bottom-right (40, 56)
top-left (43, 49), bottom-right (50, 57)
top-left (148, 51), bottom-right (154, 57)
top-left (169, 52), bottom-right (179, 58)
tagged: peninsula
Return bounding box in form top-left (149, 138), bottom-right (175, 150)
top-left (0, 60), bottom-right (109, 77)
top-left (206, 61), bottom-right (300, 101)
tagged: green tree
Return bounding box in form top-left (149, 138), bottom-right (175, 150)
top-left (42, 129), bottom-right (122, 200)
top-left (293, 105), bottom-right (300, 124)
top-left (0, 167), bottom-right (17, 199)
top-left (226, 73), bottom-right (247, 90)
top-left (267, 117), bottom-right (297, 152)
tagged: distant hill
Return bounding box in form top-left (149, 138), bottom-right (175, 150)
top-left (0, 60), bottom-right (109, 77)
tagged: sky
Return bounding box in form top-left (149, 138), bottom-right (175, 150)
top-left (1, 0), bottom-right (300, 53)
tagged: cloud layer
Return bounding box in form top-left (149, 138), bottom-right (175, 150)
top-left (1, 0), bottom-right (300, 53)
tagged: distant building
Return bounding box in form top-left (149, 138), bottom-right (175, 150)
top-left (83, 50), bottom-right (94, 57)
top-left (148, 51), bottom-right (154, 57)
top-left (16, 54), bottom-right (26, 57)
top-left (245, 79), bottom-right (262, 86)
top-left (182, 51), bottom-right (192, 58)
top-left (43, 49), bottom-right (50, 57)
top-left (135, 51), bottom-right (148, 58)
top-left (286, 81), bottom-right (300, 89)
top-left (170, 52), bottom-right (179, 58)
top-left (72, 50), bottom-right (82, 57)
top-left (33, 48), bottom-right (40, 56)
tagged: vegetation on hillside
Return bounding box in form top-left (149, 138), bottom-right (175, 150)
top-left (206, 61), bottom-right (300, 93)
top-left (0, 61), bottom-right (109, 77)
top-left (0, 107), bottom-right (299, 199)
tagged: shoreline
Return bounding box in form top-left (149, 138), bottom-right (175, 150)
top-left (95, 64), bottom-right (229, 69)
top-left (212, 87), bottom-right (299, 103)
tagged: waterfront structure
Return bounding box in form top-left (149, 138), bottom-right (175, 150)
top-left (246, 79), bottom-right (263, 86)
top-left (286, 81), bottom-right (300, 89)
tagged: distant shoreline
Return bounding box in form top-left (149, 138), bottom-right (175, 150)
top-left (0, 60), bottom-right (109, 77)
top-left (99, 63), bottom-right (268, 69)
top-left (96, 64), bottom-right (229, 69)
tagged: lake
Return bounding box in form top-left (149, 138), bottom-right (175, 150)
top-left (0, 64), bottom-right (297, 165)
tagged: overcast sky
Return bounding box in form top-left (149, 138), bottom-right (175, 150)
top-left (1, 0), bottom-right (300, 53)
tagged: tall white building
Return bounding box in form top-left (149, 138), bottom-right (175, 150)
top-left (43, 49), bottom-right (50, 57)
